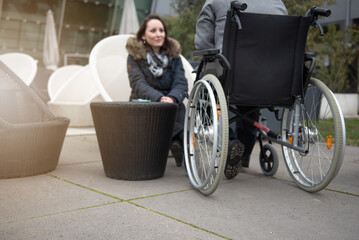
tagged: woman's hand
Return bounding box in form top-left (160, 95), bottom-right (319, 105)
top-left (160, 96), bottom-right (175, 103)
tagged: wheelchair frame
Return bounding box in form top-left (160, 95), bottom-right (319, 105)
top-left (184, 3), bottom-right (346, 195)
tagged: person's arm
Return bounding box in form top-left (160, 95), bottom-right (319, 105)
top-left (195, 0), bottom-right (216, 50)
top-left (127, 55), bottom-right (164, 102)
top-left (167, 58), bottom-right (188, 104)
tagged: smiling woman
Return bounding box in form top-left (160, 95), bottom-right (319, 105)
top-left (125, 15), bottom-right (188, 167)
top-left (141, 18), bottom-right (165, 53)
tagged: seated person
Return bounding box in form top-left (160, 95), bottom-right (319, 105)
top-left (126, 15), bottom-right (188, 167)
top-left (195, 0), bottom-right (288, 179)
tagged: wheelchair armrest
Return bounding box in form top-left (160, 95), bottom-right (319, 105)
top-left (193, 48), bottom-right (220, 57)
top-left (193, 49), bottom-right (231, 81)
top-left (305, 52), bottom-right (314, 61)
top-left (304, 52), bottom-right (316, 72)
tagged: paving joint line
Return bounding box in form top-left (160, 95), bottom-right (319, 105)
top-left (1, 202), bottom-right (120, 225)
top-left (46, 174), bottom-right (229, 239)
top-left (324, 188), bottom-right (359, 197)
top-left (65, 135), bottom-right (97, 140)
top-left (228, 172), bottom-right (359, 197)
top-left (127, 201), bottom-right (230, 240)
top-left (46, 173), bottom-right (124, 201)
top-left (271, 176), bottom-right (359, 197)
top-left (45, 171), bottom-right (358, 238)
top-left (125, 188), bottom-right (194, 202)
top-left (46, 173), bottom-right (195, 201)
top-left (58, 160), bottom-right (102, 166)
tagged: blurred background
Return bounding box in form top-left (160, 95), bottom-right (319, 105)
top-left (0, 0), bottom-right (158, 65)
top-left (0, 0), bottom-right (358, 93)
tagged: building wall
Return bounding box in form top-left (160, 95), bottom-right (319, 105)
top-left (150, 0), bottom-right (175, 16)
top-left (321, 0), bottom-right (359, 28)
top-left (0, 0), bottom-right (153, 66)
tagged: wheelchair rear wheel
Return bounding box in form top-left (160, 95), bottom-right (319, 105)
top-left (184, 74), bottom-right (229, 195)
top-left (281, 78), bottom-right (345, 192)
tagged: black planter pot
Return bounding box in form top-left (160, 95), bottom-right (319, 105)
top-left (91, 102), bottom-right (178, 180)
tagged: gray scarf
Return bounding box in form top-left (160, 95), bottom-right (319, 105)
top-left (147, 51), bottom-right (169, 77)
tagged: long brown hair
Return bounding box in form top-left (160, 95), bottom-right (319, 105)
top-left (136, 15), bottom-right (173, 55)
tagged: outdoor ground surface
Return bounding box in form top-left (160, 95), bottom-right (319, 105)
top-left (1, 132), bottom-right (358, 240)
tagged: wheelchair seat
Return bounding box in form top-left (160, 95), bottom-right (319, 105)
top-left (222, 11), bottom-right (312, 107)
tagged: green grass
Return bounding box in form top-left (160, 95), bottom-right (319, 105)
top-left (344, 118), bottom-right (359, 146)
top-left (319, 118), bottom-right (359, 147)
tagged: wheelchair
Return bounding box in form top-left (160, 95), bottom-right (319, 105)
top-left (184, 2), bottom-right (346, 195)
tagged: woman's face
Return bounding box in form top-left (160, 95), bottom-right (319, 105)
top-left (142, 19), bottom-right (165, 53)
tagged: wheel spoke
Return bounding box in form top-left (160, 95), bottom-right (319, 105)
top-left (183, 75), bottom-right (229, 195)
top-left (281, 79), bottom-right (345, 192)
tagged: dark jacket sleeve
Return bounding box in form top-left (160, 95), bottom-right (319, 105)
top-left (127, 55), bottom-right (164, 102)
top-left (167, 57), bottom-right (188, 104)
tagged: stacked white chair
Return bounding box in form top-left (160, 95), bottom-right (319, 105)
top-left (89, 34), bottom-right (133, 101)
top-left (47, 65), bottom-right (83, 100)
top-left (0, 52), bottom-right (38, 86)
top-left (48, 65), bottom-right (103, 127)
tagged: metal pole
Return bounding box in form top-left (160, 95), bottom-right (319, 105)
top-left (0, 0), bottom-right (3, 22)
top-left (151, 0), bottom-right (158, 14)
top-left (110, 0), bottom-right (120, 35)
top-left (293, 98), bottom-right (301, 147)
top-left (345, 0), bottom-right (351, 29)
top-left (58, 0), bottom-right (66, 45)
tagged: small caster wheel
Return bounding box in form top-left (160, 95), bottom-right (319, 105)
top-left (259, 144), bottom-right (279, 176)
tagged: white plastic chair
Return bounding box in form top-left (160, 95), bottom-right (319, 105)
top-left (0, 52), bottom-right (38, 86)
top-left (180, 55), bottom-right (196, 104)
top-left (48, 65), bottom-right (103, 127)
top-left (47, 65), bottom-right (83, 100)
top-left (89, 34), bottom-right (132, 101)
top-left (89, 35), bottom-right (195, 102)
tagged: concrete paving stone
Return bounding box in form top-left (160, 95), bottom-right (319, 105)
top-left (66, 128), bottom-right (96, 136)
top-left (238, 144), bottom-right (290, 179)
top-left (0, 201), bottom-right (224, 240)
top-left (49, 160), bottom-right (193, 200)
top-left (0, 174), bottom-right (115, 224)
top-left (56, 134), bottom-right (358, 197)
top-left (49, 159), bottom-right (256, 200)
top-left (59, 135), bottom-right (102, 165)
top-left (245, 144), bottom-right (359, 195)
top-left (1, 133), bottom-right (358, 240)
top-left (132, 176), bottom-right (359, 240)
top-left (330, 145), bottom-right (359, 194)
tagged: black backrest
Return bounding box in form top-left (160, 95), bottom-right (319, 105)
top-left (222, 11), bottom-right (312, 107)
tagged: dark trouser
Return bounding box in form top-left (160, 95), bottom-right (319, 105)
top-left (229, 106), bottom-right (259, 158)
top-left (172, 103), bottom-right (185, 143)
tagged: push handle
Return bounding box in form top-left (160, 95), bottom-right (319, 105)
top-left (231, 1), bottom-right (247, 29)
top-left (313, 7), bottom-right (331, 17)
top-left (306, 6), bottom-right (332, 18)
top-left (306, 7), bottom-right (331, 36)
top-left (231, 1), bottom-right (247, 11)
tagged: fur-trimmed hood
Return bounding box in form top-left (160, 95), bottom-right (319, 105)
top-left (126, 37), bottom-right (182, 61)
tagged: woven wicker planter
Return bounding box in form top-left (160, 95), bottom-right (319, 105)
top-left (0, 62), bottom-right (70, 178)
top-left (91, 102), bottom-right (178, 180)
top-left (0, 117), bottom-right (70, 178)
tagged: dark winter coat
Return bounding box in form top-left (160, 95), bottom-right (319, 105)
top-left (126, 37), bottom-right (188, 104)
top-left (125, 37), bottom-right (188, 139)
